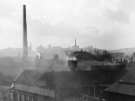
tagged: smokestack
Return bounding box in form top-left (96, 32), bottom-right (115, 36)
top-left (23, 4), bottom-right (28, 59)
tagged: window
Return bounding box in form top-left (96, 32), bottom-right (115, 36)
top-left (21, 94), bottom-right (25, 101)
top-left (88, 87), bottom-right (94, 96)
top-left (9, 92), bottom-right (14, 101)
top-left (13, 92), bottom-right (17, 101)
top-left (17, 93), bottom-right (21, 101)
top-left (86, 86), bottom-right (100, 97)
top-left (26, 95), bottom-right (29, 101)
top-left (29, 96), bottom-right (32, 101)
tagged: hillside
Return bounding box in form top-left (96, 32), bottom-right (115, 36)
top-left (0, 48), bottom-right (36, 57)
top-left (111, 48), bottom-right (135, 55)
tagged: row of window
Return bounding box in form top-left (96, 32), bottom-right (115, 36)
top-left (82, 87), bottom-right (103, 97)
top-left (10, 92), bottom-right (36, 101)
top-left (60, 86), bottom-right (103, 98)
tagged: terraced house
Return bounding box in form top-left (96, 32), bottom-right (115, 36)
top-left (8, 68), bottom-right (126, 101)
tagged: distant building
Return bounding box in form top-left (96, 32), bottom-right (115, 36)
top-left (111, 52), bottom-right (125, 63)
top-left (71, 39), bottom-right (80, 51)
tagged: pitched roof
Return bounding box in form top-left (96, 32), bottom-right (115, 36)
top-left (13, 84), bottom-right (55, 97)
top-left (13, 70), bottom-right (55, 97)
top-left (105, 83), bottom-right (135, 96)
top-left (0, 73), bottom-right (13, 86)
top-left (16, 70), bottom-right (106, 88)
top-left (15, 70), bottom-right (45, 88)
top-left (105, 70), bottom-right (135, 96)
top-left (39, 70), bottom-right (126, 89)
top-left (15, 69), bottom-right (126, 88)
top-left (14, 69), bottom-right (126, 97)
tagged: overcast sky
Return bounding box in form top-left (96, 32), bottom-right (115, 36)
top-left (0, 0), bottom-right (135, 49)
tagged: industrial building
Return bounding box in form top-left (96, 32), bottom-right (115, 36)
top-left (8, 67), bottom-right (127, 101)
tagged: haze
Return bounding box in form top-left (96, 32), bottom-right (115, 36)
top-left (0, 0), bottom-right (135, 50)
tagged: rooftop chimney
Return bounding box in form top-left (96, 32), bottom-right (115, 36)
top-left (23, 4), bottom-right (28, 59)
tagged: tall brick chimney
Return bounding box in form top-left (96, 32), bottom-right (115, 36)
top-left (23, 4), bottom-right (28, 59)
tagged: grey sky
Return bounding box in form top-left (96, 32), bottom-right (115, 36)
top-left (0, 0), bottom-right (135, 49)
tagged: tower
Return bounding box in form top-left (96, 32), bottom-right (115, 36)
top-left (22, 4), bottom-right (28, 59)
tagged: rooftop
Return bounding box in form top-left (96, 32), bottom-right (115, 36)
top-left (105, 70), bottom-right (135, 96)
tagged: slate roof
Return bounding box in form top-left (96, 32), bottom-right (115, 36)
top-left (0, 73), bottom-right (13, 86)
top-left (14, 69), bottom-right (126, 97)
top-left (13, 84), bottom-right (55, 97)
top-left (105, 70), bottom-right (135, 96)
top-left (39, 70), bottom-right (126, 89)
top-left (15, 69), bottom-right (126, 88)
top-left (39, 71), bottom-right (98, 89)
top-left (12, 70), bottom-right (55, 97)
top-left (16, 70), bottom-right (106, 88)
top-left (15, 70), bottom-right (46, 88)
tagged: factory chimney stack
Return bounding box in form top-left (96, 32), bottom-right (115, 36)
top-left (22, 4), bottom-right (28, 59)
